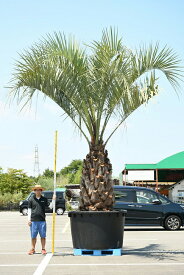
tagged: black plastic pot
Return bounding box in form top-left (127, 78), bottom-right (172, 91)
top-left (68, 210), bottom-right (127, 250)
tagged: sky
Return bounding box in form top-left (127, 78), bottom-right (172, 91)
top-left (0, 0), bottom-right (184, 178)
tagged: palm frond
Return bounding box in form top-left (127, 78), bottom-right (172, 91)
top-left (10, 28), bottom-right (183, 146)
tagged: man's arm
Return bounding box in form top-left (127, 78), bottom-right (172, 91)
top-left (28, 199), bottom-right (32, 226)
top-left (49, 194), bottom-right (56, 209)
top-left (28, 208), bottom-right (31, 223)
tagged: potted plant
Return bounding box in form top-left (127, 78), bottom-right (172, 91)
top-left (10, 28), bottom-right (182, 252)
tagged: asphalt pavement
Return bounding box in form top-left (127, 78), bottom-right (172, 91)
top-left (0, 211), bottom-right (184, 275)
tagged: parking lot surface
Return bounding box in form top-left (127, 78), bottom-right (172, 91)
top-left (0, 211), bottom-right (184, 275)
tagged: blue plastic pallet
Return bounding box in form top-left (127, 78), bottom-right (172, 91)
top-left (73, 248), bottom-right (122, 256)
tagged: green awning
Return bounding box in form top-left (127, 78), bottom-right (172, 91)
top-left (125, 151), bottom-right (184, 170)
top-left (125, 164), bottom-right (156, 170)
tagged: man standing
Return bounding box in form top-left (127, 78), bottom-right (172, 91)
top-left (28, 185), bottom-right (49, 255)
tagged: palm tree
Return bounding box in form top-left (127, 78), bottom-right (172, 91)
top-left (10, 28), bottom-right (182, 211)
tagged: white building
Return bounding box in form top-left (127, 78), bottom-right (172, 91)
top-left (169, 180), bottom-right (184, 203)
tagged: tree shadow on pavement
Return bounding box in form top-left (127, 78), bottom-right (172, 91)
top-left (55, 244), bottom-right (184, 261)
top-left (123, 243), bottom-right (184, 261)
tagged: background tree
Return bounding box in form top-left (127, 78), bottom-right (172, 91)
top-left (0, 168), bottom-right (33, 195)
top-left (42, 168), bottom-right (55, 178)
top-left (10, 28), bottom-right (183, 211)
top-left (37, 160), bottom-right (82, 189)
top-left (60, 160), bottom-right (82, 185)
top-left (37, 177), bottom-right (54, 191)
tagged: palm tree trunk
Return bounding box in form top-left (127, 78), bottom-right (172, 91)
top-left (79, 144), bottom-right (114, 211)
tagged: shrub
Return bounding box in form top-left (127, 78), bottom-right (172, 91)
top-left (0, 192), bottom-right (25, 210)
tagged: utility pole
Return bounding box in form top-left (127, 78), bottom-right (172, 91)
top-left (34, 145), bottom-right (40, 178)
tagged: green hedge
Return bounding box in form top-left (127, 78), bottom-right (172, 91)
top-left (0, 192), bottom-right (26, 210)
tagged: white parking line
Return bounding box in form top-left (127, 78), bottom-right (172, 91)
top-left (48, 263), bottom-right (184, 266)
top-left (49, 263), bottom-right (184, 266)
top-left (1, 262), bottom-right (184, 267)
top-left (62, 221), bottom-right (70, 233)
top-left (0, 238), bottom-right (156, 242)
top-left (0, 264), bottom-right (38, 267)
top-left (123, 250), bottom-right (184, 253)
top-left (0, 239), bottom-right (72, 242)
top-left (0, 240), bottom-right (29, 242)
top-left (1, 250), bottom-right (184, 255)
top-left (33, 253), bottom-right (53, 275)
top-left (0, 252), bottom-right (26, 254)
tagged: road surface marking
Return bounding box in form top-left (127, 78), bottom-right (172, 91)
top-left (62, 221), bottom-right (70, 233)
top-left (0, 239), bottom-right (72, 242)
top-left (1, 263), bottom-right (184, 267)
top-left (1, 250), bottom-right (184, 255)
top-left (0, 264), bottom-right (38, 267)
top-left (0, 239), bottom-right (157, 242)
top-left (49, 263), bottom-right (184, 266)
top-left (33, 253), bottom-right (52, 275)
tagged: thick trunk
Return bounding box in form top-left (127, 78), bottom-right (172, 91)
top-left (79, 144), bottom-right (114, 211)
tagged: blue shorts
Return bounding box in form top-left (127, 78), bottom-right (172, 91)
top-left (30, 221), bottom-right (46, 238)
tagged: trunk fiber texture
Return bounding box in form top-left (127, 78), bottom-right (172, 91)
top-left (79, 144), bottom-right (114, 211)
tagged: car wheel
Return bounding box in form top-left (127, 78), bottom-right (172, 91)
top-left (164, 215), bottom-right (181, 230)
top-left (22, 208), bottom-right (28, 216)
top-left (56, 208), bottom-right (64, 215)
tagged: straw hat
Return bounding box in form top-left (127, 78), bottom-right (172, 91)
top-left (32, 184), bottom-right (44, 191)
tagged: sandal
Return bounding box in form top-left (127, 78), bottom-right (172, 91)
top-left (28, 248), bottom-right (35, 255)
top-left (41, 249), bottom-right (47, 255)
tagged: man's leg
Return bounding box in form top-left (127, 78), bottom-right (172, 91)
top-left (28, 222), bottom-right (38, 255)
top-left (41, 238), bottom-right (46, 249)
top-left (31, 238), bottom-right (37, 250)
top-left (39, 221), bottom-right (47, 254)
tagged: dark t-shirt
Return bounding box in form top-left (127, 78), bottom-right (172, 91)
top-left (28, 194), bottom-right (48, 221)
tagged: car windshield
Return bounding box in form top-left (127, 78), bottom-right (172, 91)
top-left (26, 192), bottom-right (34, 200)
top-left (158, 194), bottom-right (169, 204)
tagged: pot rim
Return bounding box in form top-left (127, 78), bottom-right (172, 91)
top-left (68, 210), bottom-right (127, 217)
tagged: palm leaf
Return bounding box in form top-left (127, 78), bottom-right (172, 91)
top-left (10, 28), bottom-right (183, 146)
